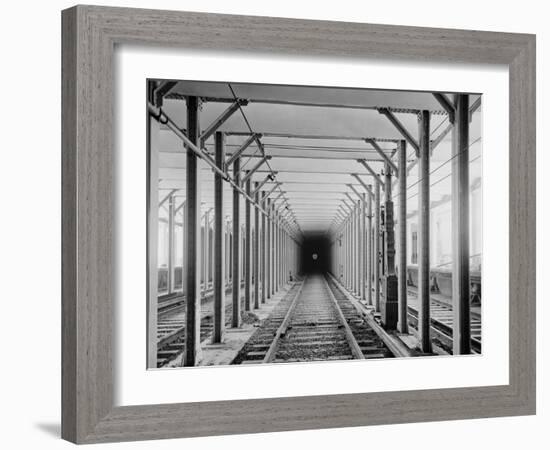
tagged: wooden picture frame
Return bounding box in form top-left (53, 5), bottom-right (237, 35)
top-left (61, 5), bottom-right (536, 444)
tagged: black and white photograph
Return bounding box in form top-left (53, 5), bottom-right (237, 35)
top-left (147, 80), bottom-right (482, 368)
top-left (2, 0), bottom-right (545, 447)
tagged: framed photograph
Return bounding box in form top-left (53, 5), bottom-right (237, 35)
top-left (62, 5), bottom-right (536, 444)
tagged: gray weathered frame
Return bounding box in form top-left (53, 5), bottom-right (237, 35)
top-left (61, 5), bottom-right (536, 444)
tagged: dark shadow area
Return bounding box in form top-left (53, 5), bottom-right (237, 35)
top-left (35, 422), bottom-right (61, 438)
top-left (299, 234), bottom-right (331, 275)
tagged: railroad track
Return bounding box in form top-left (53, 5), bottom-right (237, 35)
top-left (233, 275), bottom-right (393, 364)
top-left (157, 283), bottom-right (220, 317)
top-left (156, 282), bottom-right (245, 367)
top-left (156, 307), bottom-right (222, 367)
top-left (406, 290), bottom-right (482, 353)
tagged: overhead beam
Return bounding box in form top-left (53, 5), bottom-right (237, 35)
top-left (225, 153), bottom-right (388, 162)
top-left (148, 103), bottom-right (222, 177)
top-left (174, 200), bottom-right (186, 214)
top-left (159, 188), bottom-right (178, 207)
top-left (433, 93), bottom-right (456, 124)
top-left (365, 139), bottom-right (398, 174)
top-left (469, 96), bottom-right (482, 121)
top-left (270, 190), bottom-right (285, 205)
top-left (226, 134), bottom-right (258, 167)
top-left (263, 183), bottom-right (283, 199)
top-left (351, 174), bottom-right (375, 199)
top-left (357, 159), bottom-right (385, 188)
top-left (431, 123), bottom-right (454, 150)
top-left (153, 80), bottom-right (178, 107)
top-left (342, 200), bottom-right (354, 214)
top-left (225, 130), bottom-right (401, 143)
top-left (347, 183), bottom-right (364, 200)
top-left (344, 192), bottom-right (356, 206)
top-left (200, 100), bottom-right (247, 144)
top-left (378, 108), bottom-right (420, 155)
top-left (202, 95), bottom-right (443, 114)
top-left (241, 156), bottom-right (272, 184)
top-left (251, 174), bottom-right (275, 196)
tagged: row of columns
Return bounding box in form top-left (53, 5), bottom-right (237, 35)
top-left (332, 165), bottom-right (387, 315)
top-left (229, 166), bottom-right (298, 328)
top-left (183, 96), bottom-right (299, 365)
top-left (331, 95), bottom-right (471, 355)
top-left (160, 198), bottom-right (233, 299)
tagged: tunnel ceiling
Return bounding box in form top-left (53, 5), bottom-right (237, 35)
top-left (157, 80), bottom-right (481, 238)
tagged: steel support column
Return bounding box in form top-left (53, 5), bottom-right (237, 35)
top-left (344, 220), bottom-right (348, 287)
top-left (253, 183), bottom-right (260, 309)
top-left (231, 157), bottom-right (242, 328)
top-left (183, 96), bottom-right (202, 366)
top-left (366, 184), bottom-right (373, 305)
top-left (267, 199), bottom-right (272, 298)
top-left (348, 216), bottom-right (353, 291)
top-left (346, 218), bottom-right (353, 291)
top-left (225, 221), bottom-right (230, 285)
top-left (281, 231), bottom-right (285, 285)
top-left (275, 223), bottom-right (279, 289)
top-left (244, 177), bottom-right (252, 311)
top-left (280, 227), bottom-right (284, 286)
top-left (212, 132), bottom-right (226, 343)
top-left (418, 110), bottom-right (432, 353)
top-left (168, 194), bottom-right (175, 293)
top-left (356, 200), bottom-right (361, 295)
top-left (353, 203), bottom-right (358, 293)
top-left (146, 107), bottom-right (159, 368)
top-left (359, 193), bottom-right (366, 301)
top-left (452, 94), bottom-right (471, 354)
top-left (261, 192), bottom-right (267, 303)
top-left (278, 221), bottom-right (282, 289)
top-left (272, 207), bottom-right (276, 295)
top-left (182, 203), bottom-right (187, 296)
top-left (397, 140), bottom-right (409, 334)
top-left (203, 211), bottom-right (209, 293)
top-left (374, 181), bottom-right (381, 312)
top-left (381, 162), bottom-right (398, 329)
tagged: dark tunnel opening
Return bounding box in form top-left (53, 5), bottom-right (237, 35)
top-left (299, 234), bottom-right (332, 275)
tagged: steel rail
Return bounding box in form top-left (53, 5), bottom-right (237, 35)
top-left (263, 281), bottom-right (306, 363)
top-left (322, 276), bottom-right (365, 360)
top-left (326, 273), bottom-right (410, 358)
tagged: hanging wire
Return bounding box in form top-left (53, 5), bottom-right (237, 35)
top-left (227, 84), bottom-right (279, 181)
top-left (389, 135), bottom-right (481, 202)
top-left (405, 153), bottom-right (481, 202)
top-left (227, 83), bottom-right (301, 236)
